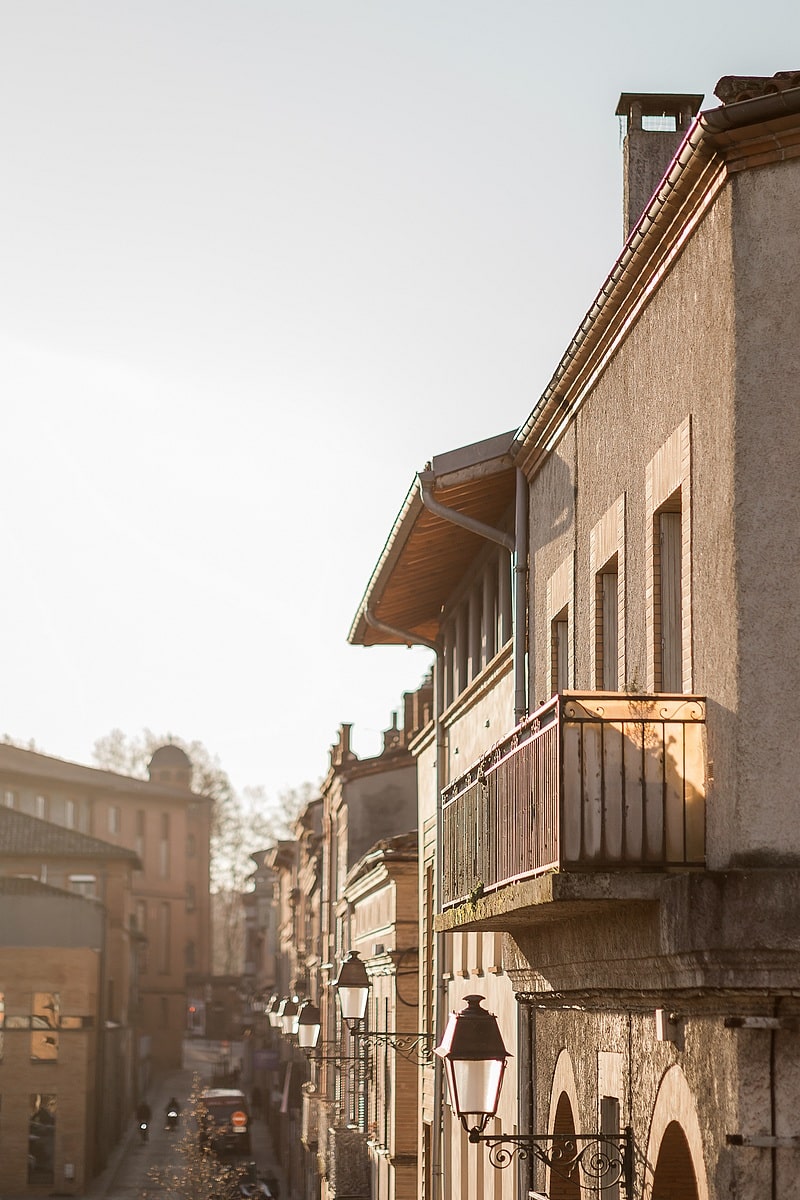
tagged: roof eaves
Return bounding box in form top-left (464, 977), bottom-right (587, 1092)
top-left (348, 431), bottom-right (516, 647)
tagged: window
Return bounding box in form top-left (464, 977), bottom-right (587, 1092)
top-left (646, 419), bottom-right (691, 693)
top-left (186, 940), bottom-right (196, 969)
top-left (600, 1095), bottom-right (621, 1200)
top-left (3, 790), bottom-right (15, 809)
top-left (187, 832), bottom-right (196, 858)
top-left (64, 800), bottom-right (75, 829)
top-left (69, 875), bottom-right (97, 898)
top-left (656, 501), bottom-right (682, 691)
top-left (136, 901), bottom-right (148, 972)
top-left (108, 805), bottom-right (121, 835)
top-left (591, 497), bottom-right (626, 693)
top-left (30, 993), bottom-right (59, 1062)
top-left (548, 557), bottom-right (573, 696)
top-left (552, 606), bottom-right (569, 693)
top-left (135, 810), bottom-right (145, 862)
top-left (34, 794), bottom-right (48, 820)
top-left (158, 902), bottom-right (171, 974)
top-left (29, 1094), bottom-right (56, 1184)
top-left (186, 883), bottom-right (196, 912)
top-left (160, 814), bottom-right (170, 879)
top-left (596, 559), bottom-right (619, 689)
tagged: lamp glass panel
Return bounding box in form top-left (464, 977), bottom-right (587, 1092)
top-left (451, 1057), bottom-right (505, 1119)
top-left (298, 1022), bottom-right (320, 1049)
top-left (338, 986), bottom-right (369, 1023)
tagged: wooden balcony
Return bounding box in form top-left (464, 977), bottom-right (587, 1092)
top-left (441, 693), bottom-right (706, 912)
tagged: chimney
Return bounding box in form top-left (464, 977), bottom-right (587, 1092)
top-left (616, 92), bottom-right (703, 241)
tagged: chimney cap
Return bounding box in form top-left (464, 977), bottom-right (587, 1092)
top-left (616, 92), bottom-right (704, 119)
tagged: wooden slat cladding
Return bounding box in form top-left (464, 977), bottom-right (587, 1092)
top-left (441, 693), bottom-right (706, 908)
top-left (364, 469), bottom-right (516, 646)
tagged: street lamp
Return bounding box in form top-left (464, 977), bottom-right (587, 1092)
top-left (266, 995), bottom-right (282, 1029)
top-left (331, 949), bottom-right (434, 1063)
top-left (435, 995), bottom-right (633, 1196)
top-left (278, 995), bottom-right (301, 1037)
top-left (434, 994), bottom-right (509, 1136)
top-left (297, 1000), bottom-right (321, 1050)
top-left (332, 951), bottom-right (370, 1026)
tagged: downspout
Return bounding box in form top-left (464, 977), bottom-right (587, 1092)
top-left (417, 466), bottom-right (528, 724)
top-left (363, 608), bottom-right (446, 1200)
top-left (513, 468), bottom-right (529, 726)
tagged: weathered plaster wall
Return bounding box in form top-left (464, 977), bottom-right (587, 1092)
top-left (527, 1000), bottom-right (800, 1200)
top-left (730, 156), bottom-right (800, 865)
top-left (443, 647), bottom-right (514, 784)
top-left (527, 186), bottom-right (742, 869)
top-left (344, 761), bottom-right (418, 870)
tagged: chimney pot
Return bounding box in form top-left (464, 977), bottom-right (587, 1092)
top-left (616, 91), bottom-right (704, 241)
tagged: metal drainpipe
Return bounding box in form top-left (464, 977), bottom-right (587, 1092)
top-left (363, 608), bottom-right (446, 1200)
top-left (417, 467), bottom-right (528, 725)
top-left (513, 468), bottom-right (529, 726)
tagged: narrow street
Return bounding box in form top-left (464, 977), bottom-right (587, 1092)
top-left (85, 1067), bottom-right (284, 1200)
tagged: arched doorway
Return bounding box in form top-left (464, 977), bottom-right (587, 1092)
top-left (549, 1091), bottom-right (580, 1200)
top-left (651, 1121), bottom-right (699, 1200)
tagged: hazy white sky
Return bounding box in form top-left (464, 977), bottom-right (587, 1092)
top-left (0, 3), bottom-right (796, 801)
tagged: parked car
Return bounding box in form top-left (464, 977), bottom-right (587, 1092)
top-left (199, 1088), bottom-right (252, 1156)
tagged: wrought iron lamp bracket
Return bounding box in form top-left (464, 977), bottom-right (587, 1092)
top-left (353, 1029), bottom-right (435, 1064)
top-left (467, 1128), bottom-right (633, 1196)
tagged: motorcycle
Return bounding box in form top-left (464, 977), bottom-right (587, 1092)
top-left (139, 1121), bottom-right (149, 1144)
top-left (166, 1108), bottom-right (179, 1132)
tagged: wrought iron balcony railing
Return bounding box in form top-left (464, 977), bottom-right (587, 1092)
top-left (442, 692), bottom-right (706, 910)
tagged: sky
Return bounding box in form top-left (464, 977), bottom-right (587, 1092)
top-left (0, 2), bottom-right (796, 805)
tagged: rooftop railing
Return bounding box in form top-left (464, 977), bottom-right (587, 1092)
top-left (441, 693), bottom-right (706, 910)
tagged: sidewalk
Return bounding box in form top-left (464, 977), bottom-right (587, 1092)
top-left (248, 1112), bottom-right (286, 1200)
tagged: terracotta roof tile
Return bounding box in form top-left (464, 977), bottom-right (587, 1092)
top-left (0, 806), bottom-right (139, 862)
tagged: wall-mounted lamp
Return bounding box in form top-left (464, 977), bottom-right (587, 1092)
top-left (266, 995), bottom-right (282, 1029)
top-left (278, 995), bottom-right (301, 1037)
top-left (435, 995), bottom-right (633, 1195)
top-left (332, 950), bottom-right (433, 1063)
top-left (332, 951), bottom-right (370, 1027)
top-left (297, 1000), bottom-right (321, 1050)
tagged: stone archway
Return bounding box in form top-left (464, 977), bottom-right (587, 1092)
top-left (545, 1052), bottom-right (582, 1200)
top-left (549, 1091), bottom-right (581, 1200)
top-left (651, 1121), bottom-right (699, 1200)
top-left (644, 1066), bottom-right (708, 1200)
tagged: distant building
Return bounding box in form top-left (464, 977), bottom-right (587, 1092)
top-left (0, 854), bottom-right (135, 1194)
top-left (0, 741), bottom-right (212, 1073)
